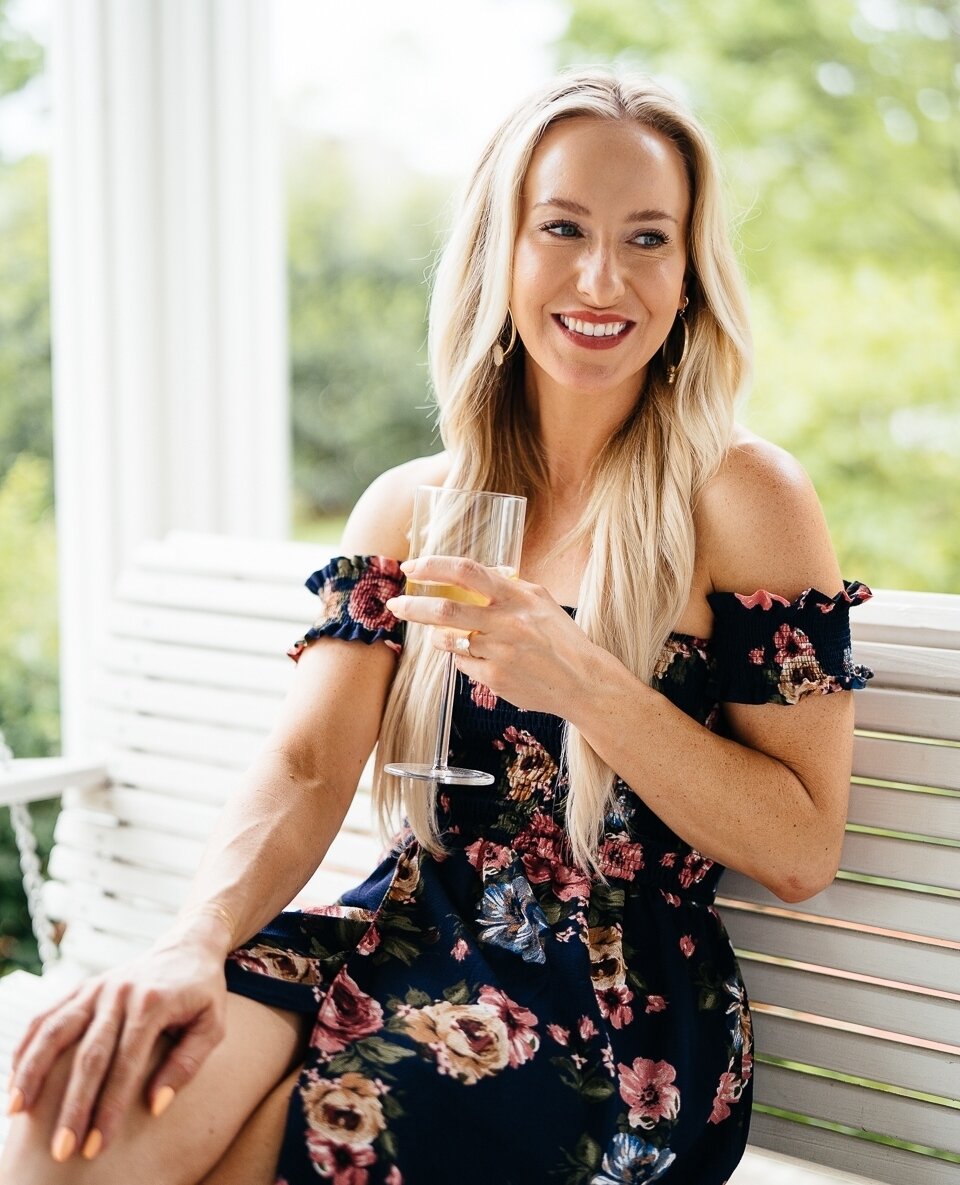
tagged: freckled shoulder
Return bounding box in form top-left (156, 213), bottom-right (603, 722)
top-left (695, 428), bottom-right (842, 600)
top-left (340, 452), bottom-right (451, 558)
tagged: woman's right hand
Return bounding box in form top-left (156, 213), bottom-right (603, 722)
top-left (7, 917), bottom-right (232, 1161)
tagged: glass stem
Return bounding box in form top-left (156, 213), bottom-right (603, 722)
top-left (432, 651), bottom-right (458, 772)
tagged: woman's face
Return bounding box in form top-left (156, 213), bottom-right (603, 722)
top-left (511, 116), bottom-right (691, 405)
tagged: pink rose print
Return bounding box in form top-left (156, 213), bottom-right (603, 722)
top-left (596, 984), bottom-right (635, 1029)
top-left (748, 646), bottom-right (766, 665)
top-left (659, 851), bottom-right (677, 869)
top-left (513, 811), bottom-right (591, 902)
top-left (773, 623), bottom-right (816, 665)
top-left (357, 925), bottom-right (380, 956)
top-left (597, 835), bottom-right (645, 881)
top-left (735, 589), bottom-right (791, 610)
top-left (547, 1023), bottom-right (570, 1046)
top-left (678, 850), bottom-right (715, 889)
top-left (313, 970), bottom-right (385, 1055)
top-left (478, 984), bottom-right (540, 1068)
top-left (660, 891), bottom-right (681, 908)
top-left (500, 727), bottom-right (559, 801)
top-left (464, 837), bottom-right (513, 877)
top-left (578, 1015), bottom-right (599, 1041)
top-left (679, 935), bottom-right (696, 958)
top-left (451, 937), bottom-right (469, 962)
top-left (618, 1057), bottom-right (681, 1130)
top-left (385, 1168), bottom-right (403, 1185)
top-left (645, 995), bottom-right (668, 1014)
top-left (470, 679), bottom-right (498, 710)
top-left (347, 557), bottom-right (403, 633)
top-left (306, 1133), bottom-right (376, 1184)
top-left (709, 1070), bottom-right (745, 1124)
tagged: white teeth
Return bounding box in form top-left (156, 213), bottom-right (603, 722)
top-left (559, 315), bottom-right (627, 337)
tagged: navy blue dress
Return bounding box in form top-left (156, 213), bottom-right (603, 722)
top-left (225, 556), bottom-right (873, 1185)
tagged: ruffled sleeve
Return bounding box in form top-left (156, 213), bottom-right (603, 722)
top-left (706, 580), bottom-right (874, 705)
top-left (287, 555), bottom-right (405, 662)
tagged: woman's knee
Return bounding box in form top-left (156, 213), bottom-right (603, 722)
top-left (0, 992), bottom-right (310, 1185)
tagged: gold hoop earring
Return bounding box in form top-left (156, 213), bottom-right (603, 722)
top-left (492, 311), bottom-right (518, 368)
top-left (664, 298), bottom-right (690, 385)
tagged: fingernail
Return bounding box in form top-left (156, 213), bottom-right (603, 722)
top-left (81, 1128), bottom-right (103, 1160)
top-left (51, 1126), bottom-right (77, 1162)
top-left (6, 1087), bottom-right (24, 1116)
top-left (151, 1085), bottom-right (175, 1117)
top-left (400, 560), bottom-right (415, 572)
top-left (385, 597), bottom-right (398, 610)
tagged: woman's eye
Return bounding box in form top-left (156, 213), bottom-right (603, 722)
top-left (540, 220), bottom-right (580, 238)
top-left (633, 230), bottom-right (670, 247)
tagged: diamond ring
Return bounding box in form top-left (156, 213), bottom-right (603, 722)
top-left (453, 635), bottom-right (471, 656)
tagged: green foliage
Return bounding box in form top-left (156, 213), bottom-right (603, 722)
top-left (0, 0), bottom-right (43, 105)
top-left (0, 453), bottom-right (60, 976)
top-left (0, 3), bottom-right (56, 972)
top-left (288, 142), bottom-right (444, 517)
top-left (556, 0), bottom-right (960, 590)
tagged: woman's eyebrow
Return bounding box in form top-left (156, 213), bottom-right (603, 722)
top-left (532, 196), bottom-right (678, 224)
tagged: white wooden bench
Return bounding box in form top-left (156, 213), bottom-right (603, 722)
top-left (1, 531), bottom-right (957, 1185)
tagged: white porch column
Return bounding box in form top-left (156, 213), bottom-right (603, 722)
top-left (48, 0), bottom-right (289, 755)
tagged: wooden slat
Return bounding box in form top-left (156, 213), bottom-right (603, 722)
top-left (0, 758), bottom-right (108, 807)
top-left (847, 780), bottom-right (960, 843)
top-left (852, 733), bottom-right (960, 793)
top-left (757, 1061), bottom-right (960, 1153)
top-left (116, 568), bottom-right (318, 620)
top-left (854, 686), bottom-right (960, 742)
top-left (133, 531), bottom-right (329, 582)
top-left (94, 710), bottom-right (265, 768)
top-left (103, 637), bottom-right (291, 694)
top-left (748, 1110), bottom-right (957, 1185)
top-left (738, 958), bottom-right (958, 1045)
top-left (838, 830), bottom-right (958, 891)
top-left (109, 603), bottom-right (298, 655)
top-left (852, 641), bottom-right (960, 694)
top-left (723, 909), bottom-right (960, 995)
top-left (93, 672), bottom-right (283, 730)
top-left (719, 874), bottom-right (960, 944)
top-left (852, 590), bottom-right (960, 650)
top-left (105, 750), bottom-right (240, 803)
top-left (752, 1008), bottom-right (960, 1101)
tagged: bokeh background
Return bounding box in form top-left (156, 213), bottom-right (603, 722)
top-left (1, 0), bottom-right (958, 969)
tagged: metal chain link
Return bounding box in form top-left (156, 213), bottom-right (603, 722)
top-left (0, 730), bottom-right (60, 970)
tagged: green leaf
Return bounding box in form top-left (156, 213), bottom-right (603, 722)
top-left (355, 1036), bottom-right (416, 1066)
top-left (442, 979), bottom-right (472, 1005)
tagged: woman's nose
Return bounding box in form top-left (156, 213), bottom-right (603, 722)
top-left (576, 245), bottom-right (626, 306)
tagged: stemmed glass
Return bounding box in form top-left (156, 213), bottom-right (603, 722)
top-left (384, 486), bottom-right (526, 786)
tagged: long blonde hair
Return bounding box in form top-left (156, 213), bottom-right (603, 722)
top-left (375, 69), bottom-right (752, 874)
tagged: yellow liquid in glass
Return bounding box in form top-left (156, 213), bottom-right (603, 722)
top-left (405, 581), bottom-right (491, 606)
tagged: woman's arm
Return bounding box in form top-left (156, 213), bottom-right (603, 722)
top-left (389, 440), bottom-right (856, 903)
top-left (8, 454), bottom-right (443, 1156)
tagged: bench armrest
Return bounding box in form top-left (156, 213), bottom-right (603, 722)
top-left (0, 757), bottom-right (108, 808)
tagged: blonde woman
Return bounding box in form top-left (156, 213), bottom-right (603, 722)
top-left (4, 70), bottom-right (872, 1185)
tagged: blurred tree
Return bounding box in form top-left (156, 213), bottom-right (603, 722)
top-left (287, 140), bottom-right (443, 519)
top-left (555, 0), bottom-right (960, 591)
top-left (0, 0), bottom-right (57, 974)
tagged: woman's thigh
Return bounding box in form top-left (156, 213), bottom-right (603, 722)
top-left (0, 991), bottom-right (311, 1185)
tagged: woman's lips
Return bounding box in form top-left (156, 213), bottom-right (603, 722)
top-left (553, 313), bottom-right (634, 350)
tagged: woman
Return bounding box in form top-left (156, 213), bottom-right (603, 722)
top-left (3, 70), bottom-right (871, 1185)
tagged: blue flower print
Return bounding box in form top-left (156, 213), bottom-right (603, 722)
top-left (590, 1133), bottom-right (676, 1184)
top-left (477, 876), bottom-right (550, 964)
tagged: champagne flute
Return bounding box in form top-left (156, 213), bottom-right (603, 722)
top-left (384, 486), bottom-right (526, 786)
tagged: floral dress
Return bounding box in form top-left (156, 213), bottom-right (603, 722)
top-left (225, 556), bottom-right (873, 1185)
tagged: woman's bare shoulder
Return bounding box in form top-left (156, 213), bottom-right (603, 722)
top-left (339, 452), bottom-right (451, 557)
top-left (696, 426), bottom-right (842, 599)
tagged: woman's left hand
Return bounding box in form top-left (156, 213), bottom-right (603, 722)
top-left (385, 556), bottom-right (593, 715)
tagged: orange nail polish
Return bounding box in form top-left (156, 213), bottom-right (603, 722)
top-left (6, 1087), bottom-right (24, 1116)
top-left (151, 1085), bottom-right (175, 1117)
top-left (51, 1126), bottom-right (77, 1162)
top-left (82, 1128), bottom-right (103, 1160)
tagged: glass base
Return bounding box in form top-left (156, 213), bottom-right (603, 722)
top-left (383, 762), bottom-right (494, 786)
